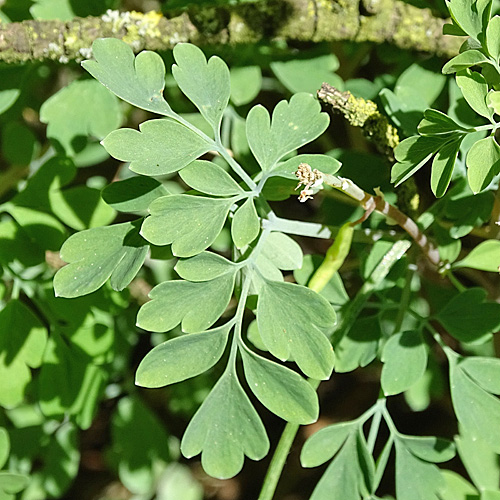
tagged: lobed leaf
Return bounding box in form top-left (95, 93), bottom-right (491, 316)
top-left (54, 221), bottom-right (148, 298)
top-left (456, 69), bottom-right (494, 121)
top-left (141, 194), bottom-right (234, 257)
top-left (395, 438), bottom-right (445, 500)
top-left (418, 109), bottom-right (469, 136)
top-left (486, 16), bottom-right (500, 61)
top-left (436, 288), bottom-right (500, 343)
top-left (229, 66), bottom-right (261, 106)
top-left (179, 160), bottom-right (244, 196)
top-left (261, 232), bottom-right (303, 271)
top-left (172, 43), bottom-right (230, 130)
top-left (466, 135), bottom-right (500, 193)
top-left (442, 50), bottom-right (490, 74)
top-left (136, 276), bottom-right (236, 333)
top-left (181, 371), bottom-right (269, 479)
top-left (102, 119), bottom-right (212, 177)
top-left (240, 346), bottom-right (319, 424)
top-left (82, 38), bottom-right (172, 115)
top-left (0, 300), bottom-right (47, 408)
top-left (136, 324), bottom-right (231, 388)
top-left (257, 280), bottom-right (336, 380)
top-left (381, 331), bottom-right (428, 396)
top-left (246, 93), bottom-right (329, 171)
top-left (231, 198), bottom-right (260, 249)
top-left (450, 358), bottom-right (500, 453)
top-left (398, 435), bottom-right (455, 463)
top-left (430, 135), bottom-right (463, 197)
top-left (102, 176), bottom-right (169, 212)
top-left (454, 240), bottom-right (500, 272)
top-left (175, 252), bottom-right (239, 282)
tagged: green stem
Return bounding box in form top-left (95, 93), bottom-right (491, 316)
top-left (257, 240), bottom-right (411, 500)
top-left (445, 270), bottom-right (466, 292)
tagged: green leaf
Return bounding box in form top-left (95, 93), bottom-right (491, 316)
top-left (333, 316), bottom-right (380, 373)
top-left (40, 79), bottom-right (122, 157)
top-left (179, 160), bottom-right (244, 196)
top-left (454, 240), bottom-right (500, 272)
top-left (231, 198), bottom-right (260, 248)
top-left (175, 252), bottom-right (239, 281)
top-left (110, 396), bottom-right (170, 495)
top-left (418, 109), bottom-right (469, 136)
top-left (486, 90), bottom-right (500, 115)
top-left (398, 435), bottom-right (455, 463)
top-left (446, 0), bottom-right (492, 41)
top-left (172, 43), bottom-right (230, 130)
top-left (486, 16), bottom-right (500, 61)
top-left (230, 66), bottom-right (261, 106)
top-left (270, 53), bottom-right (342, 94)
top-left (456, 70), bottom-right (493, 121)
top-left (301, 421), bottom-right (355, 467)
top-left (136, 324), bottom-right (230, 388)
top-left (459, 356), bottom-right (500, 395)
top-left (381, 331), bottom-right (427, 396)
top-left (39, 333), bottom-right (106, 429)
top-left (305, 431), bottom-right (374, 500)
top-left (0, 473), bottom-right (29, 500)
top-left (439, 470), bottom-right (479, 500)
top-left (136, 276), bottom-right (236, 333)
top-left (466, 136), bottom-right (500, 193)
top-left (181, 371), bottom-right (269, 479)
top-left (54, 221), bottom-right (148, 298)
top-left (240, 346), bottom-right (319, 424)
top-left (442, 50), bottom-right (490, 74)
top-left (261, 232), bottom-right (303, 271)
top-left (436, 288), bottom-right (500, 343)
top-left (395, 438), bottom-right (445, 500)
top-left (430, 135), bottom-right (463, 197)
top-left (246, 93), bottom-right (329, 171)
top-left (450, 356), bottom-right (500, 453)
top-left (0, 428), bottom-right (8, 469)
top-left (257, 280), bottom-right (336, 379)
top-left (141, 194), bottom-right (234, 257)
top-left (82, 38), bottom-right (172, 115)
top-left (102, 119), bottom-right (212, 176)
top-left (0, 300), bottom-right (47, 408)
top-left (455, 429), bottom-right (500, 491)
top-left (392, 135), bottom-right (445, 186)
top-left (102, 176), bottom-right (169, 212)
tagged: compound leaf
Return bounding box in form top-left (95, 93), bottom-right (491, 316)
top-left (102, 176), bottom-right (169, 212)
top-left (450, 357), bottom-right (500, 453)
top-left (436, 288), bottom-right (500, 343)
top-left (172, 43), bottom-right (230, 130)
top-left (257, 280), bottom-right (336, 380)
top-left (175, 252), bottom-right (239, 282)
top-left (240, 346), bottom-right (319, 424)
top-left (261, 232), bottom-right (303, 271)
top-left (395, 438), bottom-right (445, 500)
top-left (136, 324), bottom-right (231, 388)
top-left (136, 276), bottom-right (236, 333)
top-left (181, 371), bottom-right (269, 479)
top-left (466, 135), bottom-right (500, 193)
top-left (246, 93), bottom-right (329, 171)
top-left (454, 240), bottom-right (500, 272)
top-left (179, 160), bottom-right (244, 196)
top-left (82, 38), bottom-right (172, 115)
top-left (456, 69), bottom-right (493, 121)
top-left (54, 221), bottom-right (148, 298)
top-left (231, 198), bottom-right (260, 249)
top-left (0, 300), bottom-right (47, 408)
top-left (381, 331), bottom-right (427, 396)
top-left (102, 119), bottom-right (212, 176)
top-left (141, 194), bottom-right (234, 257)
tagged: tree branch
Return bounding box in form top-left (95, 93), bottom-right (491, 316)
top-left (0, 0), bottom-right (461, 64)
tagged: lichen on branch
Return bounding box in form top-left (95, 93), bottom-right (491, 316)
top-left (0, 0), bottom-right (461, 64)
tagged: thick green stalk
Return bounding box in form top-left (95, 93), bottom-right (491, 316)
top-left (257, 239), bottom-right (411, 500)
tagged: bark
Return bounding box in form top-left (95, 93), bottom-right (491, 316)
top-left (0, 0), bottom-right (462, 64)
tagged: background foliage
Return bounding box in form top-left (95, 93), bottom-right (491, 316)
top-left (1, 1), bottom-right (500, 500)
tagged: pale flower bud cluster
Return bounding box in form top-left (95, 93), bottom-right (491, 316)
top-left (294, 163), bottom-right (324, 202)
